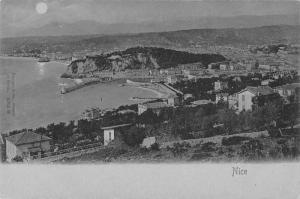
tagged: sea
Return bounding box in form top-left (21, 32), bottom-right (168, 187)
top-left (0, 57), bottom-right (157, 132)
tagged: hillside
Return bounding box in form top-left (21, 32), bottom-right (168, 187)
top-left (65, 47), bottom-right (226, 75)
top-left (1, 25), bottom-right (299, 55)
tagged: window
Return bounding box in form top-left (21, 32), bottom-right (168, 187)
top-left (242, 95), bottom-right (245, 101)
top-left (109, 132), bottom-right (112, 141)
top-left (242, 105), bottom-right (245, 110)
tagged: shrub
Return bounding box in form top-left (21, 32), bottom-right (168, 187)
top-left (201, 142), bottom-right (216, 152)
top-left (12, 155), bottom-right (23, 162)
top-left (122, 126), bottom-right (145, 147)
top-left (267, 127), bottom-right (281, 137)
top-left (170, 142), bottom-right (189, 156)
top-left (150, 143), bottom-right (160, 151)
top-left (239, 139), bottom-right (264, 161)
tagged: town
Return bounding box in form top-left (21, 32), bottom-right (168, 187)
top-left (1, 44), bottom-right (299, 163)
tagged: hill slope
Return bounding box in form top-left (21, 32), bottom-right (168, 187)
top-left (65, 47), bottom-right (226, 75)
top-left (1, 25), bottom-right (299, 54)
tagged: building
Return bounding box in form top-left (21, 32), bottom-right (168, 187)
top-left (5, 131), bottom-right (51, 162)
top-left (165, 94), bottom-right (182, 106)
top-left (101, 124), bottom-right (132, 146)
top-left (214, 80), bottom-right (228, 91)
top-left (237, 86), bottom-right (275, 112)
top-left (138, 101), bottom-right (170, 115)
top-left (274, 83), bottom-right (300, 103)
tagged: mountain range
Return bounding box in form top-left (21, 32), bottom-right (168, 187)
top-left (1, 14), bottom-right (299, 38)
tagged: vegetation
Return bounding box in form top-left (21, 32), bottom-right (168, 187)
top-left (121, 126), bottom-right (145, 147)
top-left (66, 47), bottom-right (226, 75)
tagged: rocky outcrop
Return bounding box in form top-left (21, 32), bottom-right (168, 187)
top-left (64, 47), bottom-right (227, 76)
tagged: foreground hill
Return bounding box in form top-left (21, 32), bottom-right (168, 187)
top-left (1, 25), bottom-right (299, 54)
top-left (65, 47), bottom-right (226, 75)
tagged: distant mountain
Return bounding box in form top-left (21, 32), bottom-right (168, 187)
top-left (1, 25), bottom-right (299, 54)
top-left (64, 47), bottom-right (227, 76)
top-left (2, 14), bottom-right (299, 38)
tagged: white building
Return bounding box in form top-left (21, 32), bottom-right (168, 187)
top-left (5, 131), bottom-right (51, 162)
top-left (101, 124), bottom-right (132, 146)
top-left (237, 86), bottom-right (275, 112)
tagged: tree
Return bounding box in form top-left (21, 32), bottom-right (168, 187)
top-left (218, 108), bottom-right (239, 134)
top-left (12, 155), bottom-right (23, 162)
top-left (251, 103), bottom-right (281, 130)
top-left (281, 103), bottom-right (298, 130)
top-left (239, 139), bottom-right (264, 161)
top-left (138, 109), bottom-right (159, 124)
top-left (121, 126), bottom-right (145, 147)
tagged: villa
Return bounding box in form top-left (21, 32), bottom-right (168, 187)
top-left (5, 131), bottom-right (52, 162)
top-left (237, 86), bottom-right (275, 112)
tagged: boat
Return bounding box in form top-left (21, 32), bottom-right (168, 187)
top-left (38, 57), bottom-right (50, 62)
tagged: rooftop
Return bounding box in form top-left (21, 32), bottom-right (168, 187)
top-left (276, 83), bottom-right (300, 90)
top-left (6, 131), bottom-right (51, 146)
top-left (239, 86), bottom-right (275, 96)
top-left (101, 123), bottom-right (132, 130)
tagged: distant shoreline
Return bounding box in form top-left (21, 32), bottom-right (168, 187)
top-left (0, 55), bottom-right (69, 66)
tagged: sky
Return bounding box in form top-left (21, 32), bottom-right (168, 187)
top-left (1, 0), bottom-right (299, 28)
top-left (0, 0), bottom-right (299, 37)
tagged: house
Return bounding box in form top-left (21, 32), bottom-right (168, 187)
top-left (214, 80), bottom-right (228, 91)
top-left (138, 101), bottom-right (170, 115)
top-left (140, 137), bottom-right (156, 148)
top-left (5, 131), bottom-right (52, 162)
top-left (101, 124), bottom-right (132, 146)
top-left (237, 86), bottom-right (275, 112)
top-left (274, 83), bottom-right (300, 103)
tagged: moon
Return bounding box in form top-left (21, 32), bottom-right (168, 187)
top-left (36, 2), bottom-right (48, 14)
